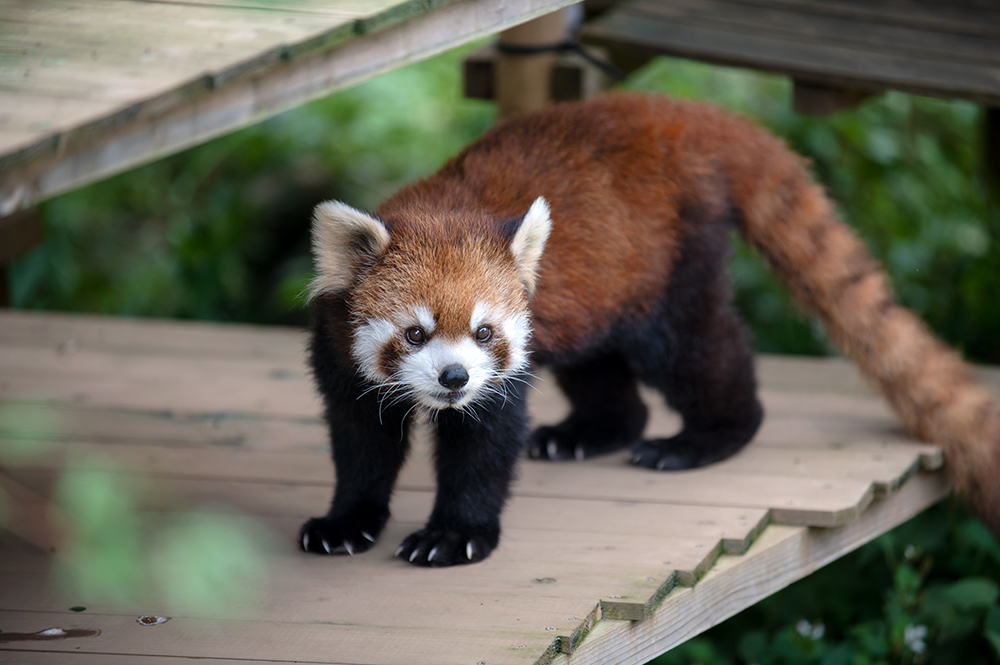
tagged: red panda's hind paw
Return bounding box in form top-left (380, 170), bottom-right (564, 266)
top-left (630, 425), bottom-right (758, 471)
top-left (529, 409), bottom-right (647, 462)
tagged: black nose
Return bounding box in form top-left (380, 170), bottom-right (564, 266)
top-left (438, 364), bottom-right (469, 390)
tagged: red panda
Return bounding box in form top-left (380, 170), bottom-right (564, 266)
top-left (300, 92), bottom-right (1000, 566)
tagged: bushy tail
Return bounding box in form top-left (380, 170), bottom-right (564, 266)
top-left (720, 116), bottom-right (1000, 533)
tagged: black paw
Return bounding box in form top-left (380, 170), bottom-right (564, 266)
top-left (630, 422), bottom-right (759, 471)
top-left (529, 410), bottom-right (646, 462)
top-left (630, 436), bottom-right (701, 470)
top-left (394, 527), bottom-right (498, 567)
top-left (298, 514), bottom-right (383, 556)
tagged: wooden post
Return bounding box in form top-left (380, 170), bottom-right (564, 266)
top-left (0, 207), bottom-right (44, 307)
top-left (792, 80), bottom-right (877, 116)
top-left (495, 10), bottom-right (569, 118)
top-left (985, 107), bottom-right (1000, 205)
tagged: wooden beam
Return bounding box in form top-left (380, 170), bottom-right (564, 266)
top-left (0, 0), bottom-right (578, 214)
top-left (793, 80), bottom-right (878, 116)
top-left (0, 208), bottom-right (44, 307)
top-left (0, 208), bottom-right (44, 265)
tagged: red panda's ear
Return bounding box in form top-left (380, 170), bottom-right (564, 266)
top-left (309, 201), bottom-right (390, 299)
top-left (510, 197), bottom-right (552, 297)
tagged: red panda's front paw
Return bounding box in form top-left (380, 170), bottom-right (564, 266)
top-left (298, 515), bottom-right (382, 556)
top-left (395, 527), bottom-right (498, 567)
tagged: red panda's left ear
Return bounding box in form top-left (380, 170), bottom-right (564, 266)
top-left (510, 197), bottom-right (552, 297)
top-left (309, 201), bottom-right (390, 299)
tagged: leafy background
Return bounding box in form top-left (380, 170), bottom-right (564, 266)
top-left (8, 43), bottom-right (1000, 663)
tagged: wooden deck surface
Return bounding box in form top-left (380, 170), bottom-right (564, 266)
top-left (0, 0), bottom-right (575, 215)
top-left (583, 0), bottom-right (1000, 105)
top-left (0, 310), bottom-right (985, 664)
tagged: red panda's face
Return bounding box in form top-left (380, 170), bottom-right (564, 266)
top-left (310, 199), bottom-right (551, 412)
top-left (350, 293), bottom-right (531, 411)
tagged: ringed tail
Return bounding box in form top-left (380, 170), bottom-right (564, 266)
top-left (714, 111), bottom-right (1000, 533)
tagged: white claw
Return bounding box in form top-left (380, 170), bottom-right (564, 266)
top-left (361, 531), bottom-right (375, 543)
top-left (574, 445), bottom-right (585, 462)
top-left (322, 538), bottom-right (332, 554)
top-left (656, 458), bottom-right (668, 470)
top-left (344, 540), bottom-right (354, 556)
top-left (409, 549), bottom-right (420, 563)
top-left (466, 541), bottom-right (475, 561)
top-left (302, 533), bottom-right (310, 551)
top-left (428, 547), bottom-right (438, 563)
top-left (394, 545), bottom-right (405, 558)
top-left (631, 453), bottom-right (641, 464)
top-left (547, 441), bottom-right (558, 459)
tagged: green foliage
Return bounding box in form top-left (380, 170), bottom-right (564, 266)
top-left (49, 457), bottom-right (274, 615)
top-left (0, 406), bottom-right (272, 615)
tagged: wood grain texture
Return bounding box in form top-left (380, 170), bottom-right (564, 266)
top-left (0, 311), bottom-right (959, 664)
top-left (0, 0), bottom-right (579, 214)
top-left (582, 0), bottom-right (1000, 105)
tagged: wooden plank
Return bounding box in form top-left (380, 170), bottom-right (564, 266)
top-left (625, 0), bottom-right (1000, 66)
top-left (5, 466), bottom-right (769, 556)
top-left (0, 310), bottom-right (307, 361)
top-left (548, 471), bottom-right (951, 664)
top-left (0, 0), bottom-right (579, 213)
top-left (0, 346), bottom-right (321, 418)
top-left (582, 4), bottom-right (1000, 106)
top-left (730, 0), bottom-right (1000, 39)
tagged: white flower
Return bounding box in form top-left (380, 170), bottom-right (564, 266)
top-left (811, 622), bottom-right (825, 640)
top-left (796, 619), bottom-right (811, 637)
top-left (904, 624), bottom-right (928, 654)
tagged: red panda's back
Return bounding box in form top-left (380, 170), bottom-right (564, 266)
top-left (378, 93), bottom-right (761, 358)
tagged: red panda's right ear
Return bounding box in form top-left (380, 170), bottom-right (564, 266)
top-left (309, 201), bottom-right (390, 299)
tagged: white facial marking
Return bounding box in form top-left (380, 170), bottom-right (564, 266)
top-left (500, 311), bottom-right (531, 373)
top-left (398, 336), bottom-right (493, 410)
top-left (354, 301), bottom-right (533, 411)
top-left (414, 305), bottom-right (435, 334)
top-left (351, 318), bottom-right (396, 382)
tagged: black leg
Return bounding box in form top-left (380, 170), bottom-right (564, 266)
top-left (626, 216), bottom-right (763, 471)
top-left (300, 299), bottom-right (415, 556)
top-left (529, 353), bottom-right (648, 461)
top-left (299, 398), bottom-right (413, 555)
top-left (396, 376), bottom-right (528, 567)
top-left (628, 301), bottom-right (763, 470)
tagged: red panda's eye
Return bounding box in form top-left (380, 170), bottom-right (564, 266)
top-left (475, 326), bottom-right (492, 342)
top-left (405, 327), bottom-right (425, 345)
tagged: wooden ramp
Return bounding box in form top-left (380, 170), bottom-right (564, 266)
top-left (0, 310), bottom-right (962, 664)
top-left (0, 0), bottom-right (575, 214)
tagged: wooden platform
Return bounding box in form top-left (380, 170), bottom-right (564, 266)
top-left (0, 310), bottom-right (981, 663)
top-left (0, 0), bottom-right (576, 215)
top-left (582, 0), bottom-right (1000, 106)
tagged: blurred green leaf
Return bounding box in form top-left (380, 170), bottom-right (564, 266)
top-left (943, 577), bottom-right (999, 612)
top-left (985, 606), bottom-right (1000, 657)
top-left (0, 403), bottom-right (61, 464)
top-left (151, 512), bottom-right (272, 615)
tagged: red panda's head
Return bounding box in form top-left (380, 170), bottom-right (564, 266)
top-left (309, 198), bottom-right (551, 412)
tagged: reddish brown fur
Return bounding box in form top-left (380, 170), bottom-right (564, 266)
top-left (352, 209), bottom-right (527, 339)
top-left (368, 93), bottom-right (1000, 533)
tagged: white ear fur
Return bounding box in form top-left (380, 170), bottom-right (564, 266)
top-left (309, 200), bottom-right (390, 299)
top-left (510, 197), bottom-right (552, 296)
